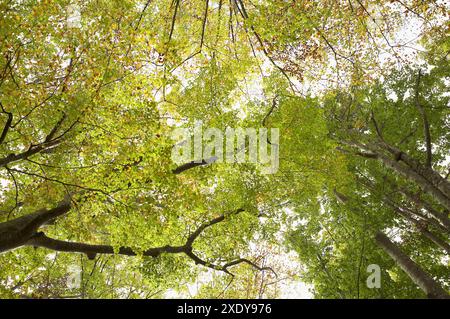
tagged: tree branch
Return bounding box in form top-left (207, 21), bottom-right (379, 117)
top-left (172, 157), bottom-right (218, 174)
top-left (185, 208), bottom-right (244, 247)
top-left (185, 250), bottom-right (277, 277)
top-left (233, 0), bottom-right (298, 93)
top-left (370, 111), bottom-right (384, 141)
top-left (0, 102), bottom-right (13, 145)
top-left (167, 0), bottom-right (180, 44)
top-left (200, 0), bottom-right (209, 48)
top-left (27, 232), bottom-right (186, 260)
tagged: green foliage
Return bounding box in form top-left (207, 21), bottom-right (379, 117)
top-left (0, 0), bottom-right (448, 299)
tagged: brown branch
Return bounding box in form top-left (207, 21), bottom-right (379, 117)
top-left (228, 0), bottom-right (235, 43)
top-left (134, 0), bottom-right (153, 31)
top-left (370, 111), bottom-right (384, 141)
top-left (200, 0), bottom-right (209, 48)
top-left (0, 139), bottom-right (62, 168)
top-left (172, 157), bottom-right (217, 174)
top-left (222, 258), bottom-right (277, 276)
top-left (45, 113), bottom-right (67, 143)
top-left (6, 167), bottom-right (109, 196)
top-left (27, 233), bottom-right (186, 260)
top-left (394, 0), bottom-right (427, 22)
top-left (185, 208), bottom-right (244, 247)
top-left (0, 114), bottom-right (75, 168)
top-left (185, 250), bottom-right (277, 277)
top-left (167, 0), bottom-right (180, 44)
top-left (233, 0), bottom-right (297, 92)
top-left (313, 25), bottom-right (354, 65)
top-left (23, 208), bottom-right (271, 276)
top-left (166, 0), bottom-right (209, 73)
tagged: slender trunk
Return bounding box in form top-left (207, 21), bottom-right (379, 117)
top-left (375, 231), bottom-right (449, 299)
top-left (398, 187), bottom-right (450, 232)
top-left (26, 232), bottom-right (186, 259)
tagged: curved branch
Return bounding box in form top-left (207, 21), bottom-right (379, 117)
top-left (0, 102), bottom-right (13, 145)
top-left (222, 258), bottom-right (277, 276)
top-left (262, 96), bottom-right (278, 127)
top-left (185, 208), bottom-right (244, 247)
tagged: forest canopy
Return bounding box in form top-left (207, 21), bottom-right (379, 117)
top-left (0, 0), bottom-right (449, 299)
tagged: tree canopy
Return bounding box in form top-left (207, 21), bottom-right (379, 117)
top-left (0, 0), bottom-right (448, 299)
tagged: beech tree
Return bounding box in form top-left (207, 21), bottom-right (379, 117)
top-left (288, 40), bottom-right (449, 298)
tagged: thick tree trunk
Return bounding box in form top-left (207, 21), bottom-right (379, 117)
top-left (419, 228), bottom-right (450, 255)
top-left (375, 231), bottom-right (449, 299)
top-left (386, 201), bottom-right (450, 254)
top-left (342, 139), bottom-right (450, 211)
top-left (379, 142), bottom-right (450, 199)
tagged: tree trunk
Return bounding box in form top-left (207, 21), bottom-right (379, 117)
top-left (379, 141), bottom-right (450, 199)
top-left (0, 200), bottom-right (71, 253)
top-left (419, 228), bottom-right (450, 255)
top-left (386, 201), bottom-right (450, 254)
top-left (398, 187), bottom-right (450, 232)
top-left (375, 231), bottom-right (449, 299)
top-left (26, 232), bottom-right (187, 259)
top-left (376, 153), bottom-right (450, 211)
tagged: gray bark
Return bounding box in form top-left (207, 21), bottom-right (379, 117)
top-left (375, 231), bottom-right (449, 299)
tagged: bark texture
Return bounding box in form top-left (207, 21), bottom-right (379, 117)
top-left (375, 231), bottom-right (449, 299)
